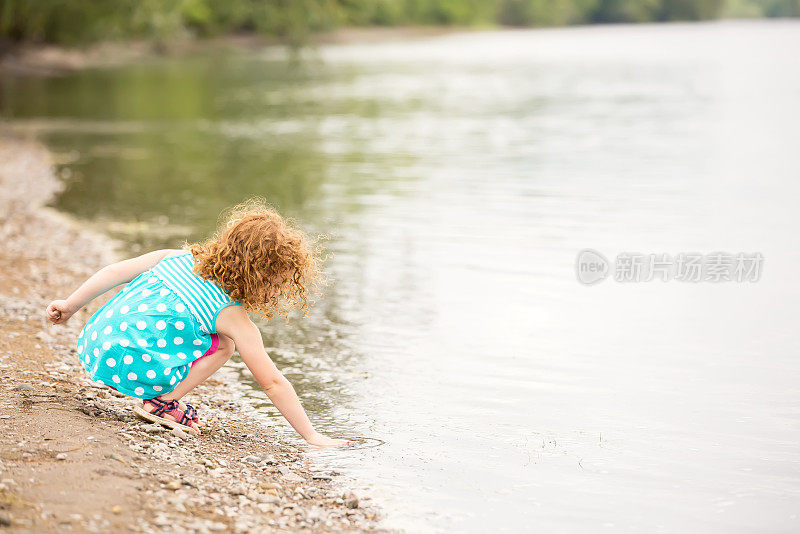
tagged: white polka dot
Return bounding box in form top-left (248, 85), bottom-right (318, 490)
top-left (159, 354), bottom-right (170, 360)
top-left (175, 321), bottom-right (184, 330)
top-left (128, 372), bottom-right (137, 381)
top-left (149, 276), bottom-right (158, 283)
top-left (105, 309), bottom-right (113, 318)
top-left (123, 355), bottom-right (133, 365)
top-left (138, 304), bottom-right (148, 313)
top-left (146, 370), bottom-right (156, 379)
top-left (112, 375), bottom-right (121, 383)
top-left (156, 321), bottom-right (166, 330)
top-left (193, 350), bottom-right (202, 358)
top-left (159, 288), bottom-right (169, 297)
top-left (175, 303), bottom-right (185, 313)
top-left (93, 348), bottom-right (100, 357)
top-left (164, 367), bottom-right (171, 375)
top-left (142, 289), bottom-right (152, 297)
top-left (103, 326), bottom-right (112, 335)
top-left (134, 387), bottom-right (145, 395)
top-left (170, 376), bottom-right (177, 385)
top-left (174, 337), bottom-right (183, 345)
top-left (83, 356), bottom-right (89, 364)
top-left (176, 371), bottom-right (182, 379)
top-left (156, 303), bottom-right (167, 312)
top-left (193, 339), bottom-right (202, 346)
top-left (136, 339), bottom-right (148, 347)
top-left (157, 339), bottom-right (167, 348)
top-left (119, 339), bottom-right (130, 347)
top-left (106, 358), bottom-right (116, 367)
top-left (142, 354), bottom-right (151, 362)
top-left (120, 305), bottom-right (129, 314)
top-left (78, 329), bottom-right (84, 339)
top-left (96, 379), bottom-right (104, 386)
top-left (91, 331), bottom-right (98, 340)
top-left (77, 345), bottom-right (84, 354)
top-left (177, 352), bottom-right (187, 360)
top-left (153, 386), bottom-right (163, 392)
top-left (136, 321), bottom-right (147, 330)
top-left (102, 341), bottom-right (111, 351)
top-left (120, 322), bottom-right (128, 331)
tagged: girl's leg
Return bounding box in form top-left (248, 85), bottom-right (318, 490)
top-left (162, 334), bottom-right (235, 401)
top-left (142, 334), bottom-right (235, 429)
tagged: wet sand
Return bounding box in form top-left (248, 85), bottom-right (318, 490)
top-left (0, 136), bottom-right (394, 532)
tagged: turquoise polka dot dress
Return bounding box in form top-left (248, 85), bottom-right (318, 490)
top-left (76, 252), bottom-right (241, 399)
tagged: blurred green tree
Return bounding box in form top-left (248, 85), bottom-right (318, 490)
top-left (0, 0), bottom-right (797, 46)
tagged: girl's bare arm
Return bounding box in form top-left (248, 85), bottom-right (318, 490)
top-left (46, 249), bottom-right (182, 324)
top-left (216, 306), bottom-right (350, 448)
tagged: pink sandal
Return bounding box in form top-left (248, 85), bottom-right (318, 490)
top-left (133, 396), bottom-right (201, 435)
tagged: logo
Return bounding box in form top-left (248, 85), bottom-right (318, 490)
top-left (575, 249), bottom-right (610, 285)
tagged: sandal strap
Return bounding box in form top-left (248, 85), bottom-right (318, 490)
top-left (184, 404), bottom-right (199, 423)
top-left (144, 397), bottom-right (178, 417)
top-left (162, 404), bottom-right (197, 427)
top-left (176, 407), bottom-right (194, 426)
top-left (144, 397), bottom-right (200, 429)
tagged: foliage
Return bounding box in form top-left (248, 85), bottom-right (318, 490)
top-left (0, 0), bottom-right (797, 46)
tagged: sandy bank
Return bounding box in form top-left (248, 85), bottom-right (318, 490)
top-left (0, 135), bottom-right (393, 532)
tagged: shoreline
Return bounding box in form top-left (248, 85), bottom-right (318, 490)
top-left (0, 136), bottom-right (394, 532)
top-left (1, 19), bottom-right (789, 77)
top-left (0, 26), bottom-right (474, 76)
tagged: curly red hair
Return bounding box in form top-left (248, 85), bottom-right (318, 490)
top-left (186, 199), bottom-right (326, 321)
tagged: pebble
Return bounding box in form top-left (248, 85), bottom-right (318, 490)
top-left (346, 498), bottom-right (359, 509)
top-left (283, 473), bottom-right (304, 483)
top-left (56, 453), bottom-right (68, 461)
top-left (15, 383), bottom-right (33, 392)
top-left (256, 494), bottom-right (279, 505)
top-left (35, 331), bottom-right (55, 344)
top-left (170, 428), bottom-right (188, 439)
top-left (0, 512), bottom-right (11, 527)
top-left (143, 424), bottom-right (165, 434)
top-left (240, 455), bottom-right (261, 465)
top-left (165, 480), bottom-right (182, 490)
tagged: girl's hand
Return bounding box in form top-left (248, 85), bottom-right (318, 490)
top-left (305, 431), bottom-right (353, 449)
top-left (46, 300), bottom-right (74, 324)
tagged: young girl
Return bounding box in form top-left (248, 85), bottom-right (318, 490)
top-left (46, 200), bottom-right (350, 448)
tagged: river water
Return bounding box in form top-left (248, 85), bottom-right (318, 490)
top-left (2, 20), bottom-right (799, 533)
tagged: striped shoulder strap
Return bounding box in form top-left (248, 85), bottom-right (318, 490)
top-left (151, 252), bottom-right (240, 333)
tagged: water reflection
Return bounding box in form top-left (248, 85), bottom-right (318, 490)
top-left (2, 20), bottom-right (800, 534)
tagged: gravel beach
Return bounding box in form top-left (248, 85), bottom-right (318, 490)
top-left (0, 136), bottom-right (394, 533)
